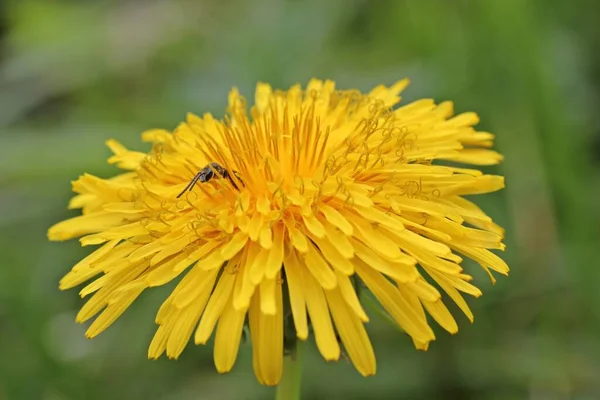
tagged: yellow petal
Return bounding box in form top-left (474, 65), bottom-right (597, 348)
top-left (171, 267), bottom-right (219, 309)
top-left (195, 272), bottom-right (236, 344)
top-left (422, 300), bottom-right (458, 334)
top-left (302, 213), bottom-right (326, 238)
top-left (80, 222), bottom-right (147, 246)
top-left (322, 222), bottom-right (354, 258)
top-left (285, 221), bottom-right (309, 253)
top-left (259, 227), bottom-right (273, 249)
top-left (249, 285), bottom-right (283, 386)
top-left (214, 298), bottom-right (246, 372)
top-left (198, 251), bottom-right (226, 271)
top-left (260, 277), bottom-right (277, 315)
top-left (249, 247), bottom-right (270, 285)
top-left (48, 212), bottom-right (127, 241)
top-left (345, 212), bottom-right (404, 260)
top-left (232, 252), bottom-right (257, 311)
top-left (310, 235), bottom-right (354, 275)
top-left (452, 244), bottom-right (509, 275)
top-left (302, 243), bottom-right (337, 290)
top-left (76, 260), bottom-right (148, 323)
top-left (320, 204), bottom-right (353, 235)
top-left (166, 290), bottom-right (212, 359)
top-left (220, 231), bottom-right (249, 260)
top-left (148, 323), bottom-right (171, 359)
top-left (408, 247), bottom-right (463, 275)
top-left (144, 252), bottom-right (190, 287)
top-left (249, 293), bottom-right (265, 384)
top-left (335, 272), bottom-right (368, 322)
top-left (391, 228), bottom-right (451, 258)
top-left (443, 150), bottom-right (504, 165)
top-left (101, 202), bottom-right (145, 214)
top-left (354, 205), bottom-right (405, 233)
top-left (354, 260), bottom-right (434, 343)
top-left (283, 253), bottom-right (308, 339)
top-left (351, 239), bottom-right (418, 282)
top-left (301, 268), bottom-right (340, 361)
top-left (85, 284), bottom-right (145, 338)
top-left (325, 287), bottom-right (376, 376)
top-left (405, 278), bottom-right (441, 302)
top-left (59, 239), bottom-right (121, 290)
top-left (425, 268), bottom-right (474, 322)
top-left (248, 212), bottom-right (264, 241)
top-left (265, 224), bottom-right (284, 279)
top-left (174, 241), bottom-right (223, 272)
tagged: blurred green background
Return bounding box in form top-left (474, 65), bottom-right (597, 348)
top-left (1, 0), bottom-right (599, 399)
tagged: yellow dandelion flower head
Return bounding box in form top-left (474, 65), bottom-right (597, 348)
top-left (48, 78), bottom-right (508, 385)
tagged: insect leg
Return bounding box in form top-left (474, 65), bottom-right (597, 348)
top-left (226, 175), bottom-right (239, 190)
top-left (227, 170), bottom-right (246, 190)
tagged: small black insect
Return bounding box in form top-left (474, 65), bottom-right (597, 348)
top-left (177, 162), bottom-right (241, 198)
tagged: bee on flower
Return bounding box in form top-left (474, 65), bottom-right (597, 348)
top-left (48, 78), bottom-right (508, 385)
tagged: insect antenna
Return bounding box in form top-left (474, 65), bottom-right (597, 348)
top-left (176, 173), bottom-right (202, 198)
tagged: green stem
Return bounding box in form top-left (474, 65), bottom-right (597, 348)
top-left (275, 341), bottom-right (304, 400)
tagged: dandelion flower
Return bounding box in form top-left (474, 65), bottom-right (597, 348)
top-left (48, 79), bottom-right (508, 385)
